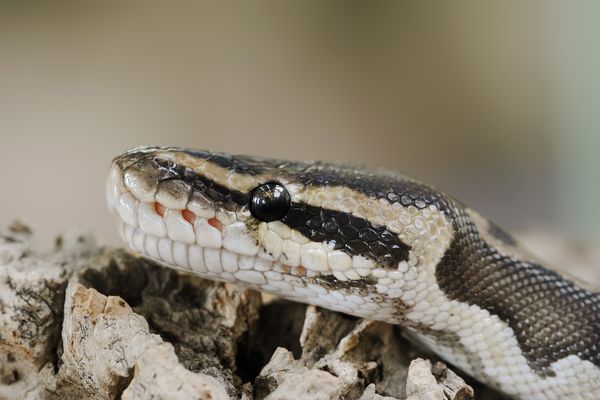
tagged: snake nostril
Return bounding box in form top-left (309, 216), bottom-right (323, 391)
top-left (154, 202), bottom-right (166, 217)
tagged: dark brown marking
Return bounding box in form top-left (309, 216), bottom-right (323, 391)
top-left (282, 203), bottom-right (411, 269)
top-left (436, 203), bottom-right (600, 376)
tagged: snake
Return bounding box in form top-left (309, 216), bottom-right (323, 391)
top-left (106, 146), bottom-right (600, 399)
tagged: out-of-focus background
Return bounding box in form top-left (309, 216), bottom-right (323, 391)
top-left (1, 2), bottom-right (598, 268)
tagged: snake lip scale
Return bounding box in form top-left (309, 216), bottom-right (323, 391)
top-left (107, 146), bottom-right (600, 399)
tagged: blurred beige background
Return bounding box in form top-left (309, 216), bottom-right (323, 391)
top-left (0, 1), bottom-right (598, 250)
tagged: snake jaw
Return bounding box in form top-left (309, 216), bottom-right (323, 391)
top-left (106, 147), bottom-right (416, 323)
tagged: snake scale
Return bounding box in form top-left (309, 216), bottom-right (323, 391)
top-left (106, 146), bottom-right (600, 399)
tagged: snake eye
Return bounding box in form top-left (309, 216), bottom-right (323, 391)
top-left (249, 182), bottom-right (291, 222)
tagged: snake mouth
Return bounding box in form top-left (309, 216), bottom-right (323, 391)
top-left (106, 165), bottom-right (312, 284)
top-left (105, 159), bottom-right (335, 289)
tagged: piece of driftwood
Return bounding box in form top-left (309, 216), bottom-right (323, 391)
top-left (0, 223), bottom-right (493, 399)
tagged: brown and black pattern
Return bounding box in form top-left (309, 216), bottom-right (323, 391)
top-left (436, 200), bottom-right (600, 376)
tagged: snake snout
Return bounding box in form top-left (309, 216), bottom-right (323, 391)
top-left (106, 148), bottom-right (226, 268)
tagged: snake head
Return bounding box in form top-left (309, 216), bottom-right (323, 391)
top-left (107, 146), bottom-right (453, 322)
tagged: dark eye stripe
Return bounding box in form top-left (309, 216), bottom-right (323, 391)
top-left (281, 202), bottom-right (411, 269)
top-left (164, 158), bottom-right (411, 268)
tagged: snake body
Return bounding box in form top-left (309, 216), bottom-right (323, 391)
top-left (107, 146), bottom-right (600, 399)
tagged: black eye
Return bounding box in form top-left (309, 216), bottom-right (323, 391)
top-left (249, 182), bottom-right (291, 222)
